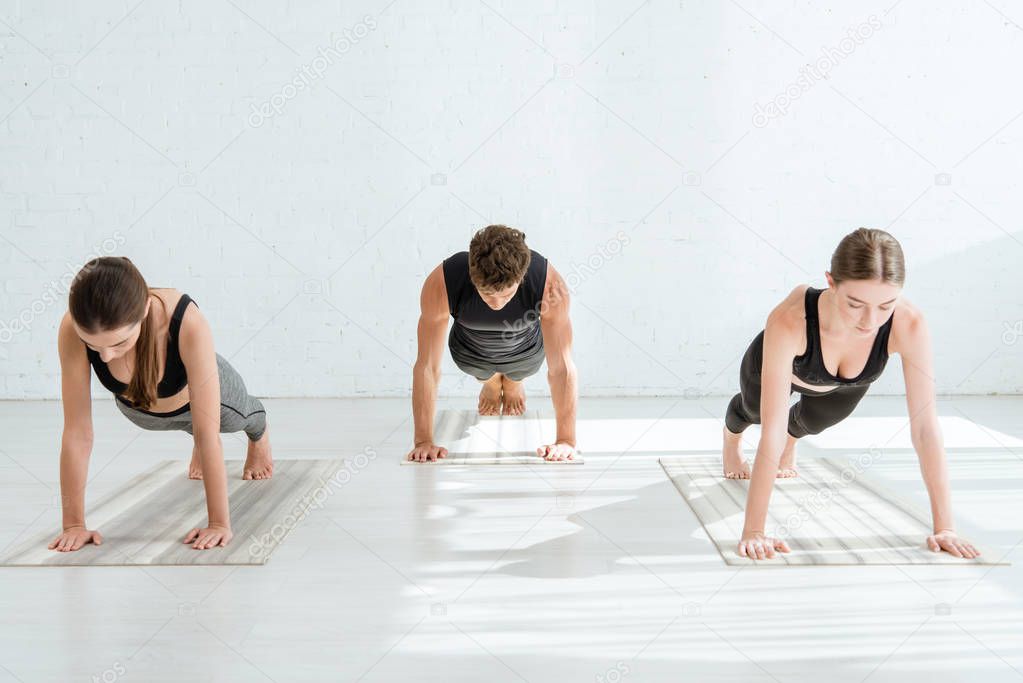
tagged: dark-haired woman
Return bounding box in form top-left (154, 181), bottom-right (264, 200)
top-left (722, 228), bottom-right (979, 560)
top-left (49, 256), bottom-right (273, 552)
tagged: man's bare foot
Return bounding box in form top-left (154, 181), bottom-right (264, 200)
top-left (500, 376), bottom-right (526, 415)
top-left (188, 443), bottom-right (203, 480)
top-left (777, 434), bottom-right (798, 478)
top-left (722, 426), bottom-right (750, 479)
top-left (243, 423), bottom-right (274, 480)
top-left (478, 374), bottom-right (503, 416)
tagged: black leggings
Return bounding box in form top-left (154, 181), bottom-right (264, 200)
top-left (725, 331), bottom-right (870, 439)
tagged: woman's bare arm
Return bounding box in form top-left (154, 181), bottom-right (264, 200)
top-left (177, 303), bottom-right (231, 548)
top-left (49, 312), bottom-right (103, 551)
top-left (739, 292), bottom-right (802, 559)
top-left (897, 305), bottom-right (980, 558)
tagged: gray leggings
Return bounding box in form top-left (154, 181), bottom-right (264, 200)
top-left (114, 353), bottom-right (267, 441)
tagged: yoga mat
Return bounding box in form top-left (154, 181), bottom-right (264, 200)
top-left (402, 409), bottom-right (584, 465)
top-left (0, 459), bottom-right (345, 566)
top-left (659, 455), bottom-right (1006, 566)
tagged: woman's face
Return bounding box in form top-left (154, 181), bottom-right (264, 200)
top-left (74, 299), bottom-right (150, 363)
top-left (76, 321), bottom-right (142, 363)
top-left (826, 275), bottom-right (901, 336)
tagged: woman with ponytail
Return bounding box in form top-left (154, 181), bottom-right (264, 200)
top-left (722, 228), bottom-right (979, 561)
top-left (50, 256), bottom-right (272, 552)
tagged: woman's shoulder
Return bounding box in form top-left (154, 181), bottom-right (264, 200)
top-left (888, 294), bottom-right (926, 354)
top-left (150, 287), bottom-right (183, 307)
top-left (766, 285), bottom-right (811, 331)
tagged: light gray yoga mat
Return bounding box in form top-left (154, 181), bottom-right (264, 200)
top-left (402, 409), bottom-right (584, 465)
top-left (0, 459), bottom-right (345, 566)
top-left (659, 455), bottom-right (1006, 566)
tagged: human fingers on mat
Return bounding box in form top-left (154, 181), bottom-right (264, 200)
top-left (408, 444), bottom-right (446, 463)
top-left (193, 531), bottom-right (216, 549)
top-left (184, 528), bottom-right (200, 544)
top-left (554, 443), bottom-right (576, 461)
top-left (193, 526), bottom-right (232, 549)
top-left (50, 528), bottom-right (77, 550)
top-left (943, 541), bottom-right (964, 558)
top-left (50, 528), bottom-right (101, 552)
top-left (536, 443), bottom-right (570, 461)
top-left (929, 531), bottom-right (972, 558)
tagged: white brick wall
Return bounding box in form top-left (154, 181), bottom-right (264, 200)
top-left (1, 1), bottom-right (1021, 398)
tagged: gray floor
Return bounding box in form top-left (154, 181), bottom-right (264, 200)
top-left (0, 395), bottom-right (1020, 682)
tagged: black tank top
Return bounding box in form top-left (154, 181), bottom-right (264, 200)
top-left (792, 287), bottom-right (893, 387)
top-left (443, 250), bottom-right (548, 359)
top-left (85, 293), bottom-right (195, 398)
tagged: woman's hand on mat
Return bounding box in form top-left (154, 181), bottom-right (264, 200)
top-left (48, 526), bottom-right (103, 552)
top-left (927, 529), bottom-right (981, 559)
top-left (407, 442), bottom-right (448, 463)
top-left (536, 442), bottom-right (576, 461)
top-left (183, 524), bottom-right (232, 550)
top-left (737, 531), bottom-right (790, 560)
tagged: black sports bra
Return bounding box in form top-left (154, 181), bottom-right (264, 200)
top-left (85, 293), bottom-right (195, 399)
top-left (792, 287), bottom-right (893, 387)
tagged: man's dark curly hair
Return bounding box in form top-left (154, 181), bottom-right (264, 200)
top-left (468, 224), bottom-right (531, 293)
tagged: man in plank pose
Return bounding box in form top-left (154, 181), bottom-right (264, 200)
top-left (408, 225), bottom-right (577, 462)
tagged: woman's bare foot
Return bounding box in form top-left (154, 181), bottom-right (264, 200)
top-left (478, 374), bottom-right (503, 416)
top-left (500, 376), bottom-right (526, 415)
top-left (722, 426), bottom-right (751, 479)
top-left (777, 434), bottom-right (798, 478)
top-left (188, 443), bottom-right (203, 480)
top-left (243, 423), bottom-right (274, 480)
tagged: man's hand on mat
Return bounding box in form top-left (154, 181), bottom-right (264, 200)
top-left (737, 531), bottom-right (790, 560)
top-left (407, 442), bottom-right (448, 463)
top-left (536, 442), bottom-right (576, 461)
top-left (183, 524), bottom-right (232, 550)
top-left (48, 526), bottom-right (103, 552)
top-left (927, 529), bottom-right (981, 559)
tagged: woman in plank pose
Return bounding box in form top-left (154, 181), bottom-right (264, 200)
top-left (723, 228), bottom-right (979, 560)
top-left (50, 256), bottom-right (272, 552)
